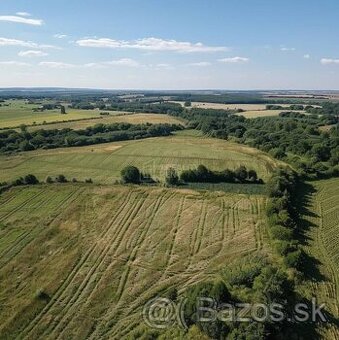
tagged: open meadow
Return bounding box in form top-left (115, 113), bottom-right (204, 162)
top-left (298, 178), bottom-right (339, 339)
top-left (0, 131), bottom-right (282, 185)
top-left (0, 184), bottom-right (268, 339)
top-left (26, 113), bottom-right (185, 131)
top-left (0, 100), bottom-right (105, 129)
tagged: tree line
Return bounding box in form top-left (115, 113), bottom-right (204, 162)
top-left (166, 106), bottom-right (339, 179)
top-left (120, 164), bottom-right (263, 186)
top-left (0, 123), bottom-right (183, 153)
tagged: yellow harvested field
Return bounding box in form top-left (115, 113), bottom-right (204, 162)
top-left (173, 101), bottom-right (293, 111)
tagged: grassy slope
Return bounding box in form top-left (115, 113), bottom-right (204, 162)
top-left (0, 184), bottom-right (269, 339)
top-left (0, 131), bottom-right (283, 184)
top-left (297, 178), bottom-right (339, 339)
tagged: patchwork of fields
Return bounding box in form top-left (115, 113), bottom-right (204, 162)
top-left (298, 178), bottom-right (339, 339)
top-left (0, 132), bottom-right (282, 184)
top-left (0, 184), bottom-right (268, 339)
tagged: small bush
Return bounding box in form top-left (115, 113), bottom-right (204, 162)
top-left (121, 166), bottom-right (141, 184)
top-left (56, 174), bottom-right (67, 183)
top-left (35, 288), bottom-right (50, 301)
top-left (45, 176), bottom-right (53, 184)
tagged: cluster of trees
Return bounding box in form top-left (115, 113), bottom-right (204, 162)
top-left (32, 103), bottom-right (66, 114)
top-left (0, 123), bottom-right (182, 153)
top-left (11, 174), bottom-right (39, 186)
top-left (120, 166), bottom-right (155, 185)
top-left (106, 102), bottom-right (184, 115)
top-left (0, 174), bottom-right (94, 193)
top-left (151, 256), bottom-right (293, 339)
top-left (266, 104), bottom-right (305, 110)
top-left (180, 165), bottom-right (263, 184)
top-left (168, 107), bottom-right (339, 179)
top-left (120, 165), bottom-right (263, 187)
top-left (306, 101), bottom-right (339, 116)
top-left (266, 168), bottom-right (304, 270)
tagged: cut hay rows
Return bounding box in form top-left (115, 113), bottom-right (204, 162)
top-left (299, 179), bottom-right (339, 339)
top-left (0, 185), bottom-right (267, 339)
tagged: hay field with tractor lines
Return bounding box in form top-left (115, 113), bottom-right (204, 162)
top-left (298, 178), bottom-right (339, 340)
top-left (0, 184), bottom-right (268, 339)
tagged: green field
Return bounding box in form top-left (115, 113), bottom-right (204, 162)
top-left (298, 178), bottom-right (339, 339)
top-left (0, 184), bottom-right (268, 338)
top-left (0, 132), bottom-right (283, 184)
top-left (26, 113), bottom-right (185, 131)
top-left (0, 99), bottom-right (120, 129)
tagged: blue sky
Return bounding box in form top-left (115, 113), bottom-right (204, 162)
top-left (1, 0), bottom-right (339, 89)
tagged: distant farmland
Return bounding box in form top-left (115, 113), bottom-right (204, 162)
top-left (0, 184), bottom-right (268, 339)
top-left (173, 101), bottom-right (296, 111)
top-left (0, 131), bottom-right (283, 184)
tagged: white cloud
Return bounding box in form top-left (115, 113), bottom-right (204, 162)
top-left (16, 12), bottom-right (31, 17)
top-left (0, 37), bottom-right (36, 48)
top-left (187, 62), bottom-right (212, 67)
top-left (304, 54), bottom-right (310, 59)
top-left (0, 61), bottom-right (30, 66)
top-left (218, 57), bottom-right (249, 63)
top-left (76, 37), bottom-right (228, 53)
top-left (39, 58), bottom-right (140, 69)
top-left (321, 58), bottom-right (339, 65)
top-left (0, 37), bottom-right (60, 50)
top-left (54, 34), bottom-right (68, 39)
top-left (280, 47), bottom-right (296, 51)
top-left (39, 44), bottom-right (62, 50)
top-left (104, 58), bottom-right (139, 67)
top-left (39, 61), bottom-right (76, 69)
top-left (18, 50), bottom-right (48, 57)
top-left (0, 15), bottom-right (43, 26)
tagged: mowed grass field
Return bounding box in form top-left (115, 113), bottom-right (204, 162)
top-left (298, 178), bottom-right (339, 339)
top-left (27, 113), bottom-right (185, 131)
top-left (0, 131), bottom-right (283, 184)
top-left (0, 184), bottom-right (268, 339)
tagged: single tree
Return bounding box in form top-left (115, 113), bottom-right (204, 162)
top-left (165, 167), bottom-right (179, 186)
top-left (121, 166), bottom-right (141, 184)
top-left (24, 174), bottom-right (39, 185)
top-left (56, 174), bottom-right (67, 183)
